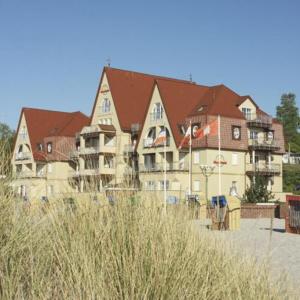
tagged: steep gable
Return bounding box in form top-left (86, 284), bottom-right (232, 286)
top-left (17, 108), bottom-right (89, 160)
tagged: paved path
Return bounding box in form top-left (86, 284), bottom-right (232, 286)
top-left (196, 218), bottom-right (300, 291)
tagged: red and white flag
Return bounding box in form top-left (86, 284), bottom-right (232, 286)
top-left (153, 129), bottom-right (167, 146)
top-left (179, 124), bottom-right (191, 149)
top-left (194, 119), bottom-right (218, 139)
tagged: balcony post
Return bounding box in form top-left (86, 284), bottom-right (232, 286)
top-left (252, 149), bottom-right (255, 183)
top-left (80, 179), bottom-right (84, 193)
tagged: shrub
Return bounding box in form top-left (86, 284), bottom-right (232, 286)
top-left (243, 175), bottom-right (275, 203)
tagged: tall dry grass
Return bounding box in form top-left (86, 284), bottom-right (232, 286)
top-left (0, 143), bottom-right (292, 299)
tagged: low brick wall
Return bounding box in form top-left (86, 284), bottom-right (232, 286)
top-left (241, 204), bottom-right (276, 218)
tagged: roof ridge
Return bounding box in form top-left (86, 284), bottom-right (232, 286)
top-left (105, 66), bottom-right (194, 84)
top-left (23, 106), bottom-right (81, 115)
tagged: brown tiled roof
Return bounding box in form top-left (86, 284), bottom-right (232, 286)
top-left (95, 67), bottom-right (271, 148)
top-left (17, 108), bottom-right (89, 160)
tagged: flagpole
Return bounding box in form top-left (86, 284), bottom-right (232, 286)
top-left (164, 123), bottom-right (167, 214)
top-left (218, 115), bottom-right (221, 197)
top-left (189, 120), bottom-right (192, 196)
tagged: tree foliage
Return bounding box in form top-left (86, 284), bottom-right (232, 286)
top-left (276, 93), bottom-right (300, 151)
top-left (243, 175), bottom-right (274, 203)
top-left (0, 122), bottom-right (15, 176)
top-left (0, 122), bottom-right (15, 150)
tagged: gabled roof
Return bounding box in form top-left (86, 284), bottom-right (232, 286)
top-left (16, 107), bottom-right (89, 160)
top-left (94, 67), bottom-right (270, 147)
top-left (92, 67), bottom-right (194, 131)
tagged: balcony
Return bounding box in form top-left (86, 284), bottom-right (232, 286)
top-left (16, 170), bottom-right (46, 178)
top-left (15, 152), bottom-right (31, 161)
top-left (246, 163), bottom-right (281, 176)
top-left (79, 146), bottom-right (100, 155)
top-left (244, 113), bottom-right (272, 128)
top-left (143, 137), bottom-right (170, 148)
top-left (101, 143), bottom-right (116, 154)
top-left (139, 162), bottom-right (189, 173)
top-left (16, 170), bottom-right (34, 178)
top-left (70, 150), bottom-right (80, 159)
top-left (81, 125), bottom-right (100, 136)
top-left (79, 169), bottom-right (100, 176)
top-left (248, 139), bottom-right (281, 151)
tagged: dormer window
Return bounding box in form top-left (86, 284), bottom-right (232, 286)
top-left (102, 98), bottom-right (111, 113)
top-left (47, 142), bottom-right (52, 153)
top-left (37, 143), bottom-right (43, 151)
top-left (242, 108), bottom-right (251, 120)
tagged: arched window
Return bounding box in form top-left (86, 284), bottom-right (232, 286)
top-left (101, 98), bottom-right (111, 113)
top-left (144, 127), bottom-right (156, 147)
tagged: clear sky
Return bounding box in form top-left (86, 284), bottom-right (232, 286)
top-left (0, 0), bottom-right (299, 129)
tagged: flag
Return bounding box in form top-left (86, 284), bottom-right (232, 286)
top-left (153, 129), bottom-right (167, 146)
top-left (194, 119), bottom-right (218, 140)
top-left (179, 124), bottom-right (191, 149)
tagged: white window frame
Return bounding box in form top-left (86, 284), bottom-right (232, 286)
top-left (193, 151), bottom-right (200, 164)
top-left (232, 153), bottom-right (239, 166)
top-left (101, 98), bottom-right (111, 113)
top-left (193, 180), bottom-right (200, 192)
top-left (242, 107), bottom-right (251, 120)
top-left (47, 163), bottom-right (52, 173)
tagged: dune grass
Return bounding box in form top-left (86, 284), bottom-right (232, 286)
top-left (0, 143), bottom-right (292, 299)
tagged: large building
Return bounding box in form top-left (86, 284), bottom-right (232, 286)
top-left (12, 67), bottom-right (285, 201)
top-left (72, 67), bottom-right (285, 201)
top-left (11, 108), bottom-right (89, 200)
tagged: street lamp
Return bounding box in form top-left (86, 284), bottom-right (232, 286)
top-left (199, 164), bottom-right (215, 203)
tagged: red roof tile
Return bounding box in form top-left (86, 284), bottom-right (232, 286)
top-left (94, 67), bottom-right (272, 148)
top-left (17, 108), bottom-right (89, 161)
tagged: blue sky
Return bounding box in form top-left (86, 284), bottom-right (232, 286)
top-left (0, 0), bottom-right (299, 129)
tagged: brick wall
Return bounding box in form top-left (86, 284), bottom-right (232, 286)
top-left (241, 204), bottom-right (276, 218)
top-left (189, 115), bottom-right (248, 151)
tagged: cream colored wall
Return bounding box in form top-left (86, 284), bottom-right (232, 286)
top-left (137, 84), bottom-right (186, 166)
top-left (137, 84), bottom-right (191, 192)
top-left (239, 99), bottom-right (256, 114)
top-left (192, 149), bottom-right (246, 199)
top-left (12, 113), bottom-right (35, 172)
top-left (87, 72), bottom-right (131, 186)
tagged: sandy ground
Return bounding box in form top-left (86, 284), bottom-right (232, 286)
top-left (195, 218), bottom-right (300, 292)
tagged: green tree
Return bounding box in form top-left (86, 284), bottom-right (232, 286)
top-left (276, 93), bottom-right (300, 151)
top-left (0, 122), bottom-right (15, 149)
top-left (243, 175), bottom-right (274, 203)
top-left (0, 122), bottom-right (15, 176)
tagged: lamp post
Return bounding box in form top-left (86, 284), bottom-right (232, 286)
top-left (199, 164), bottom-right (215, 203)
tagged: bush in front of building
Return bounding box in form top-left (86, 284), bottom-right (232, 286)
top-left (243, 175), bottom-right (275, 203)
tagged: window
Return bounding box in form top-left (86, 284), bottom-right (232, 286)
top-left (37, 143), bottom-right (43, 151)
top-left (232, 153), bottom-right (239, 165)
top-left (194, 151), bottom-right (200, 164)
top-left (101, 98), bottom-right (111, 113)
top-left (152, 103), bottom-right (164, 120)
top-left (232, 126), bottom-right (241, 140)
top-left (47, 142), bottom-right (52, 153)
top-left (250, 130), bottom-right (258, 140)
top-left (47, 185), bottom-right (54, 196)
top-left (160, 180), bottom-right (169, 190)
top-left (242, 107), bottom-right (251, 120)
top-left (250, 155), bottom-right (259, 164)
top-left (145, 181), bottom-right (156, 190)
top-left (193, 180), bottom-right (200, 192)
top-left (20, 126), bottom-right (27, 140)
